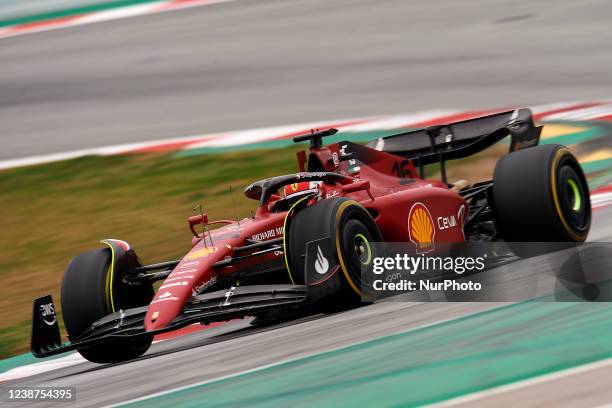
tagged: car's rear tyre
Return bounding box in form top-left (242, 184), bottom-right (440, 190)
top-left (285, 198), bottom-right (382, 303)
top-left (492, 144), bottom-right (590, 257)
top-left (60, 248), bottom-right (154, 363)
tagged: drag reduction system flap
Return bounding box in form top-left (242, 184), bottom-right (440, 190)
top-left (367, 108), bottom-right (542, 166)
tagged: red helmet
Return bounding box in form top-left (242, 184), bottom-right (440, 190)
top-left (283, 181), bottom-right (321, 199)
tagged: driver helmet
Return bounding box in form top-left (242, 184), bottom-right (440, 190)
top-left (282, 181), bottom-right (322, 199)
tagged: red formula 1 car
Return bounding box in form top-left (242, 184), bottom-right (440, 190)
top-left (31, 109), bottom-right (591, 363)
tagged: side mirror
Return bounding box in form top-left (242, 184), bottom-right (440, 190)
top-left (188, 214), bottom-right (208, 238)
top-left (341, 180), bottom-right (373, 200)
top-left (341, 180), bottom-right (370, 193)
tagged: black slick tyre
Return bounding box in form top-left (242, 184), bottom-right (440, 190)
top-left (285, 198), bottom-right (381, 302)
top-left (60, 248), bottom-right (153, 363)
top-left (492, 144), bottom-right (590, 256)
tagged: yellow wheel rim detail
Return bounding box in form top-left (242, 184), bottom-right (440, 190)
top-left (550, 148), bottom-right (587, 241)
top-left (354, 233), bottom-right (372, 265)
top-left (335, 200), bottom-right (363, 297)
top-left (283, 195), bottom-right (312, 285)
top-left (100, 240), bottom-right (116, 313)
top-left (567, 178), bottom-right (582, 212)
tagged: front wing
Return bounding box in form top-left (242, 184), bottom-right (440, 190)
top-left (31, 238), bottom-right (340, 358)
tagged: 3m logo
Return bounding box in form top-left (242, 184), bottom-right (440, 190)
top-left (408, 202), bottom-right (435, 253)
top-left (185, 246), bottom-right (217, 260)
top-left (314, 246), bottom-right (329, 274)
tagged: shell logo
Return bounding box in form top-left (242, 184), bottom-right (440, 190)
top-left (408, 202), bottom-right (435, 253)
top-left (185, 246), bottom-right (218, 260)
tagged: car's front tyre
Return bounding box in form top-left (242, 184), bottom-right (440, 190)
top-left (61, 247), bottom-right (153, 363)
top-left (285, 198), bottom-right (381, 302)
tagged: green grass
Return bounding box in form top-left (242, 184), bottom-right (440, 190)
top-left (0, 147), bottom-right (303, 358)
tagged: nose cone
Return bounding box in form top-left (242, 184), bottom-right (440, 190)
top-left (144, 288), bottom-right (188, 331)
top-left (144, 307), bottom-right (174, 331)
top-left (143, 243), bottom-right (227, 332)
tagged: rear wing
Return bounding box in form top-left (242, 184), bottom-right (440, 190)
top-left (366, 108), bottom-right (542, 181)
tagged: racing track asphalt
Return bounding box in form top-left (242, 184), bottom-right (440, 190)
top-left (1, 206), bottom-right (611, 407)
top-left (1, 0), bottom-right (612, 159)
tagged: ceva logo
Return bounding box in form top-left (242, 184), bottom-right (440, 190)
top-left (408, 202), bottom-right (435, 253)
